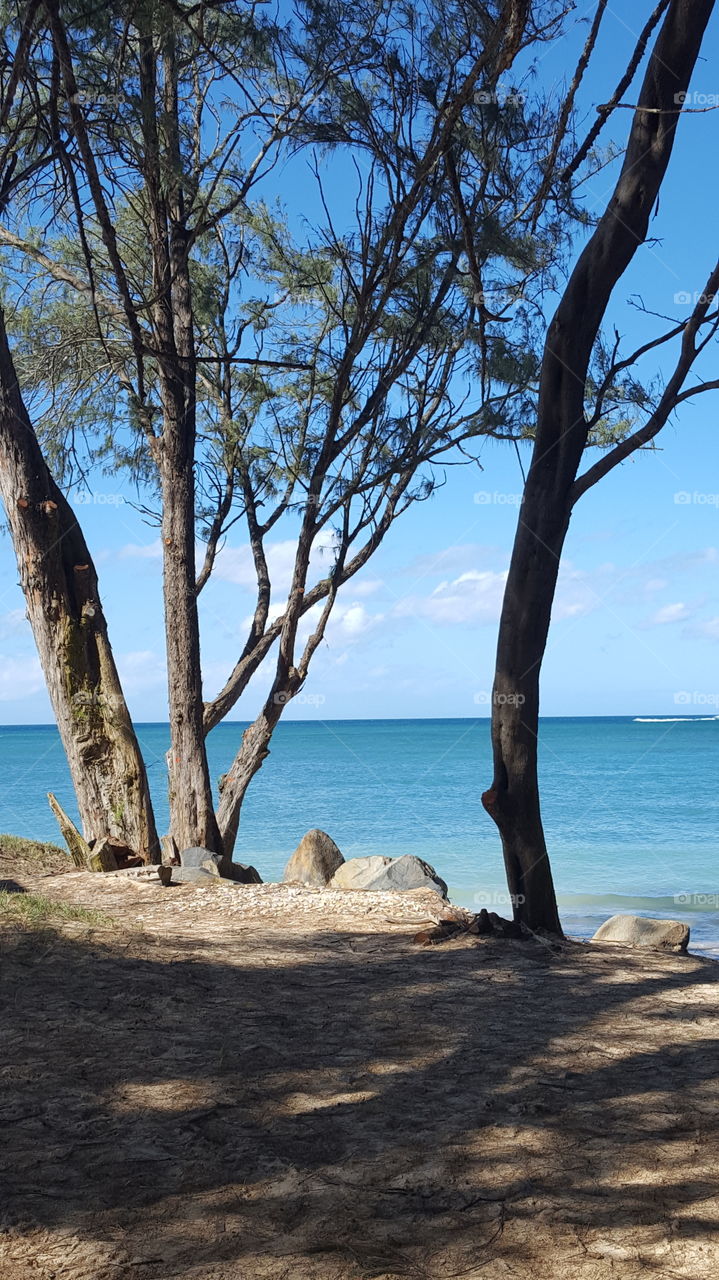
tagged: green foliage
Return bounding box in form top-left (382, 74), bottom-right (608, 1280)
top-left (0, 890), bottom-right (112, 928)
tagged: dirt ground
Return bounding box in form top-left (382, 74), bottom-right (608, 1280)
top-left (2, 859), bottom-right (719, 1280)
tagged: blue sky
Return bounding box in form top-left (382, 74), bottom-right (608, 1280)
top-left (1, 2), bottom-right (718, 724)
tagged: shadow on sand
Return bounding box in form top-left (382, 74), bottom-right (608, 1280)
top-left (1, 919), bottom-right (718, 1278)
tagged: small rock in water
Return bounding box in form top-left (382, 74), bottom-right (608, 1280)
top-left (283, 829), bottom-right (344, 887)
top-left (591, 914), bottom-right (690, 952)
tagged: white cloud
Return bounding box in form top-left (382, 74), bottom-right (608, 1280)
top-left (648, 602), bottom-right (690, 625)
top-left (389, 543), bottom-right (719, 633)
top-left (690, 616), bottom-right (719, 641)
top-left (394, 569), bottom-right (508, 625)
top-left (0, 609), bottom-right (28, 638)
top-left (337, 602), bottom-right (383, 636)
top-left (213, 529), bottom-right (337, 594)
top-left (116, 649), bottom-right (166, 693)
top-left (348, 577), bottom-right (384, 598)
top-left (0, 655), bottom-right (44, 700)
top-left (120, 539), bottom-right (162, 560)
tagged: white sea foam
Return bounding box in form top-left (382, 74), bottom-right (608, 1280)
top-left (633, 716), bottom-right (719, 723)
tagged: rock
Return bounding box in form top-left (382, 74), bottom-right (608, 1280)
top-left (227, 863), bottom-right (263, 885)
top-left (179, 846), bottom-right (218, 869)
top-left (283, 829), bottom-right (344, 888)
top-left (170, 866), bottom-right (220, 886)
top-left (329, 855), bottom-right (393, 890)
top-left (367, 855), bottom-right (448, 898)
top-left (330, 854), bottom-right (447, 899)
top-left (591, 914), bottom-right (690, 952)
top-left (178, 847), bottom-right (261, 884)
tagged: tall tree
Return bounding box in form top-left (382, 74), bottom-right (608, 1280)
top-left (2, 0), bottom-right (578, 859)
top-left (482, 0), bottom-right (719, 933)
top-left (0, 0), bottom-right (159, 858)
top-left (0, 312), bottom-right (159, 858)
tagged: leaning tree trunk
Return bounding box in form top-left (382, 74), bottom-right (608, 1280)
top-left (0, 310), bottom-right (159, 860)
top-left (482, 0), bottom-right (714, 933)
top-left (216, 700), bottom-right (286, 856)
top-left (481, 468), bottom-right (568, 935)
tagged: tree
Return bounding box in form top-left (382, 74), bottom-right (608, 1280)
top-left (0, 310), bottom-right (159, 858)
top-left (482, 0), bottom-right (719, 933)
top-left (2, 0), bottom-right (585, 860)
top-left (0, 1), bottom-right (158, 858)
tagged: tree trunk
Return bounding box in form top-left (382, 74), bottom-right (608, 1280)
top-left (159, 433), bottom-right (220, 853)
top-left (482, 0), bottom-right (714, 934)
top-left (0, 311), bottom-right (159, 860)
top-left (141, 33), bottom-right (220, 855)
top-left (216, 701), bottom-right (285, 855)
top-left (481, 468), bottom-right (567, 935)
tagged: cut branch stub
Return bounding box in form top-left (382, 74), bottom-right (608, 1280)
top-left (48, 791), bottom-right (91, 868)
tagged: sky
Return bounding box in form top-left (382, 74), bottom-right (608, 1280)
top-left (1, 1), bottom-right (718, 725)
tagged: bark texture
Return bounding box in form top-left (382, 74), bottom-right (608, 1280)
top-left (483, 0), bottom-right (715, 933)
top-left (0, 311), bottom-right (159, 860)
top-left (141, 33), bottom-right (220, 854)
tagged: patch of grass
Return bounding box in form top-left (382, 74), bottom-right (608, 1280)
top-left (0, 833), bottom-right (71, 877)
top-left (0, 890), bottom-right (111, 928)
top-left (0, 834), bottom-right (66, 858)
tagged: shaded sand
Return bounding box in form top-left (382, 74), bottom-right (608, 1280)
top-left (2, 864), bottom-right (719, 1279)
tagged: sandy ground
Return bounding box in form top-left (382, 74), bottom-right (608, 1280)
top-left (2, 862), bottom-right (719, 1280)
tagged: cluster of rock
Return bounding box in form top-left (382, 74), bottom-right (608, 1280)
top-left (282, 829), bottom-right (448, 898)
top-left (169, 847), bottom-right (262, 886)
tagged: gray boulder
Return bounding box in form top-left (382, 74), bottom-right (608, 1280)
top-left (367, 854), bottom-right (448, 898)
top-left (330, 855), bottom-right (392, 890)
top-left (228, 862), bottom-right (263, 884)
top-left (171, 865), bottom-right (221, 885)
top-left (592, 914), bottom-right (689, 952)
top-left (330, 854), bottom-right (447, 899)
top-left (180, 846), bottom-right (221, 871)
top-left (284, 829), bottom-right (344, 888)
top-left (178, 847), bottom-right (262, 884)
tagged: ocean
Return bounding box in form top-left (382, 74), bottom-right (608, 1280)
top-left (2, 716), bottom-right (718, 950)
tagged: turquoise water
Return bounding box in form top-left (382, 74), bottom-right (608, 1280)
top-left (2, 716), bottom-right (718, 947)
